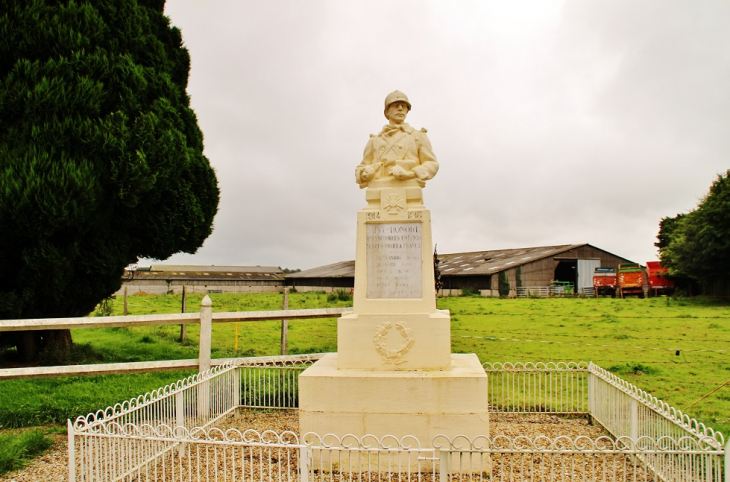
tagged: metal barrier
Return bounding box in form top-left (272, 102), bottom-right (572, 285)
top-left (484, 361), bottom-right (590, 414)
top-left (69, 357), bottom-right (728, 481)
top-left (516, 286), bottom-right (578, 298)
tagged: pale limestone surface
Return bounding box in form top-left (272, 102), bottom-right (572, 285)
top-left (299, 91), bottom-right (488, 449)
top-left (299, 354), bottom-right (489, 445)
top-left (336, 311), bottom-right (451, 370)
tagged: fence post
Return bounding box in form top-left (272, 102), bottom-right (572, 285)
top-left (299, 446), bottom-right (311, 482)
top-left (67, 419), bottom-right (75, 482)
top-left (724, 440), bottom-right (729, 482)
top-left (439, 450), bottom-right (450, 482)
top-left (233, 365), bottom-right (241, 408)
top-left (176, 390), bottom-right (184, 429)
top-left (630, 398), bottom-right (639, 442)
top-left (180, 285), bottom-right (187, 343)
top-left (199, 295), bottom-right (212, 373)
top-left (587, 364), bottom-right (595, 424)
top-left (176, 390), bottom-right (186, 457)
top-left (281, 287), bottom-right (289, 355)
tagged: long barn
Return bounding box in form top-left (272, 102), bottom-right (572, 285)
top-left (118, 265), bottom-right (285, 295)
top-left (286, 243), bottom-right (635, 297)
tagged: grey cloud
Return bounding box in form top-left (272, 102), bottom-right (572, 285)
top-left (149, 1), bottom-right (730, 270)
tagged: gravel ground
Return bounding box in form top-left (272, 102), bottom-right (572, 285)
top-left (0, 412), bottom-right (637, 482)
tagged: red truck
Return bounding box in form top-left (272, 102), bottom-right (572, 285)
top-left (618, 263), bottom-right (645, 298)
top-left (592, 267), bottom-right (617, 297)
top-left (646, 261), bottom-right (674, 296)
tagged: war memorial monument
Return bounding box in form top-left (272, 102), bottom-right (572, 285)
top-left (299, 91), bottom-right (490, 445)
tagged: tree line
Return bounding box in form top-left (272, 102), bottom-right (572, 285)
top-left (656, 170), bottom-right (730, 296)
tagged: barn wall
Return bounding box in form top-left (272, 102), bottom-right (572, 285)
top-left (437, 275), bottom-right (492, 297)
top-left (479, 246), bottom-right (633, 297)
top-left (485, 268), bottom-right (518, 297)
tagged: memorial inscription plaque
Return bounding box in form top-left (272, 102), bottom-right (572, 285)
top-left (366, 223), bottom-right (422, 299)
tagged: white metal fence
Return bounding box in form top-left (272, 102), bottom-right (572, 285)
top-left (516, 286), bottom-right (578, 298)
top-left (69, 358), bottom-right (728, 482)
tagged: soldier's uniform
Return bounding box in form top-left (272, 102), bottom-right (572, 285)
top-left (355, 91), bottom-right (439, 189)
top-left (356, 124), bottom-right (438, 188)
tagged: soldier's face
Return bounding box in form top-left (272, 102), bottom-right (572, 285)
top-left (387, 102), bottom-right (409, 124)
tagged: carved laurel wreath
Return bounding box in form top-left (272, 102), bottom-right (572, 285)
top-left (373, 322), bottom-right (415, 365)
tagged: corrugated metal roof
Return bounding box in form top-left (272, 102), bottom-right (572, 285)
top-left (129, 265), bottom-right (284, 281)
top-left (286, 244), bottom-right (592, 279)
top-left (437, 244), bottom-right (588, 276)
top-left (285, 260), bottom-right (355, 279)
top-left (148, 265), bottom-right (282, 274)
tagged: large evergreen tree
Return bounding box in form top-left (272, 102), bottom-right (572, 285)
top-left (0, 0), bottom-right (219, 360)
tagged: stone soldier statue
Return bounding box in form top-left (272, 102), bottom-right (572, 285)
top-left (355, 91), bottom-right (439, 189)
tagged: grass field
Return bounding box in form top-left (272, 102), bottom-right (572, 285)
top-left (0, 293), bottom-right (728, 474)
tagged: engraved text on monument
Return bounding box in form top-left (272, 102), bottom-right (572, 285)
top-left (366, 223), bottom-right (422, 299)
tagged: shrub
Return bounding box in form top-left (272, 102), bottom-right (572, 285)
top-left (327, 290), bottom-right (352, 302)
top-left (498, 272), bottom-right (510, 297)
top-left (608, 363), bottom-right (660, 376)
top-left (460, 287), bottom-right (481, 297)
top-left (95, 297), bottom-right (114, 317)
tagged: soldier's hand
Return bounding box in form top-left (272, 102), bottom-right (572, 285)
top-left (390, 166), bottom-right (415, 180)
top-left (360, 166), bottom-right (375, 181)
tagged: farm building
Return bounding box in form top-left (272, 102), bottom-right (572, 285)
top-left (117, 265), bottom-right (285, 295)
top-left (285, 260), bottom-right (355, 293)
top-left (285, 244), bottom-right (635, 297)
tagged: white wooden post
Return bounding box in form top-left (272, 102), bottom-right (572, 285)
top-left (724, 440), bottom-right (729, 482)
top-left (199, 295), bottom-right (212, 373)
top-left (197, 296), bottom-right (212, 424)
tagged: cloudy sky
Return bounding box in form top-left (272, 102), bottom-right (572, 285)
top-left (148, 0), bottom-right (730, 271)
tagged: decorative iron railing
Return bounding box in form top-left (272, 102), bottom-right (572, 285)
top-left (483, 361), bottom-right (590, 414)
top-left (69, 357), bottom-right (728, 482)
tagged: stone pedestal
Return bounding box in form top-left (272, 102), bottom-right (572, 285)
top-left (299, 353), bottom-right (489, 445)
top-left (299, 180), bottom-right (489, 447)
top-left (337, 311), bottom-right (451, 370)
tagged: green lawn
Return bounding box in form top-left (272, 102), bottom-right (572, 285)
top-left (442, 296), bottom-right (730, 435)
top-left (0, 293), bottom-right (728, 475)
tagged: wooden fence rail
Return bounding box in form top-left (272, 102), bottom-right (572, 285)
top-left (0, 295), bottom-right (351, 380)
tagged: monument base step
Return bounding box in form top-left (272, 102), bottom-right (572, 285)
top-left (298, 353), bottom-right (489, 448)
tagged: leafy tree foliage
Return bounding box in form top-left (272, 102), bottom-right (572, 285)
top-left (498, 271), bottom-right (510, 298)
top-left (0, 0), bottom-right (219, 360)
top-left (657, 170), bottom-right (730, 293)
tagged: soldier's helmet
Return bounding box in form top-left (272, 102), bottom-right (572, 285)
top-left (384, 90), bottom-right (411, 118)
